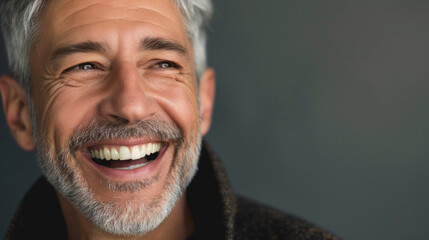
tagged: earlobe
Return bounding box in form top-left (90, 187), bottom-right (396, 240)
top-left (0, 75), bottom-right (35, 151)
top-left (199, 68), bottom-right (215, 136)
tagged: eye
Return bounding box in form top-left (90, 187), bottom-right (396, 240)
top-left (63, 62), bottom-right (98, 73)
top-left (153, 61), bottom-right (180, 69)
top-left (77, 63), bottom-right (96, 70)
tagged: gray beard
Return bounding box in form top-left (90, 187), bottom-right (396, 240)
top-left (36, 117), bottom-right (201, 236)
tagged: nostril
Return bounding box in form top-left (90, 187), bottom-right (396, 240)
top-left (109, 115), bottom-right (130, 125)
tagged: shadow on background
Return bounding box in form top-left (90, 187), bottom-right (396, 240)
top-left (1, 0), bottom-right (428, 239)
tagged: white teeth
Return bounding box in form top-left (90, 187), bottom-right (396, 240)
top-left (150, 143), bottom-right (154, 153)
top-left (119, 146), bottom-right (131, 160)
top-left (151, 143), bottom-right (157, 153)
top-left (104, 147), bottom-right (111, 160)
top-left (89, 142), bottom-right (162, 161)
top-left (131, 146), bottom-right (140, 160)
top-left (140, 144), bottom-right (146, 157)
top-left (114, 161), bottom-right (151, 170)
top-left (147, 143), bottom-right (153, 154)
top-left (111, 148), bottom-right (119, 160)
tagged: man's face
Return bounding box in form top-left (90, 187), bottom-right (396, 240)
top-left (25, 0), bottom-right (210, 235)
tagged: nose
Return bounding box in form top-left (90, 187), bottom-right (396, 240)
top-left (98, 63), bottom-right (157, 124)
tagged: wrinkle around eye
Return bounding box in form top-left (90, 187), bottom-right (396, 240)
top-left (142, 70), bottom-right (194, 89)
top-left (41, 74), bottom-right (84, 91)
top-left (59, 63), bottom-right (108, 83)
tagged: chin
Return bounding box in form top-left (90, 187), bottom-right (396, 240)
top-left (36, 117), bottom-right (202, 236)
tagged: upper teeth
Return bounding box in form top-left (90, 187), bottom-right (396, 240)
top-left (89, 142), bottom-right (161, 161)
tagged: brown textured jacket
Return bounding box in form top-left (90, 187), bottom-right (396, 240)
top-left (5, 142), bottom-right (339, 240)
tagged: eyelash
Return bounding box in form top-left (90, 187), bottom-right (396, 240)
top-left (63, 62), bottom-right (98, 73)
top-left (153, 61), bottom-right (180, 69)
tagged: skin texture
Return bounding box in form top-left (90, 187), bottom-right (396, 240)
top-left (0, 0), bottom-right (215, 239)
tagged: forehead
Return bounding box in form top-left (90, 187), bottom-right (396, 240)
top-left (38, 0), bottom-right (188, 50)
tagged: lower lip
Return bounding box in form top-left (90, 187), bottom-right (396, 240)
top-left (81, 144), bottom-right (169, 181)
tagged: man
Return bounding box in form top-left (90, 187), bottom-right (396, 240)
top-left (0, 0), bottom-right (339, 239)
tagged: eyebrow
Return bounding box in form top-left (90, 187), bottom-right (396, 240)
top-left (140, 37), bottom-right (187, 56)
top-left (50, 41), bottom-right (109, 63)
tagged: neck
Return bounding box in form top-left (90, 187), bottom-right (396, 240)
top-left (57, 191), bottom-right (194, 240)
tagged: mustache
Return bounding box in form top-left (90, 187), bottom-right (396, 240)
top-left (68, 116), bottom-right (183, 154)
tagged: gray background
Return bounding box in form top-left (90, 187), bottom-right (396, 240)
top-left (1, 0), bottom-right (428, 239)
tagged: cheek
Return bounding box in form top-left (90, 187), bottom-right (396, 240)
top-left (41, 88), bottom-right (98, 149)
top-left (153, 85), bottom-right (200, 137)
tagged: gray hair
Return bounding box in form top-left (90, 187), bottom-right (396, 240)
top-left (0, 0), bottom-right (213, 96)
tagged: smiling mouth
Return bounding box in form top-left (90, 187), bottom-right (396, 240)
top-left (87, 142), bottom-right (163, 170)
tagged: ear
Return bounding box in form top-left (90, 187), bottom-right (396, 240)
top-left (199, 68), bottom-right (215, 136)
top-left (0, 75), bottom-right (35, 151)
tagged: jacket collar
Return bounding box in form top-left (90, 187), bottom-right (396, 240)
top-left (186, 140), bottom-right (236, 239)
